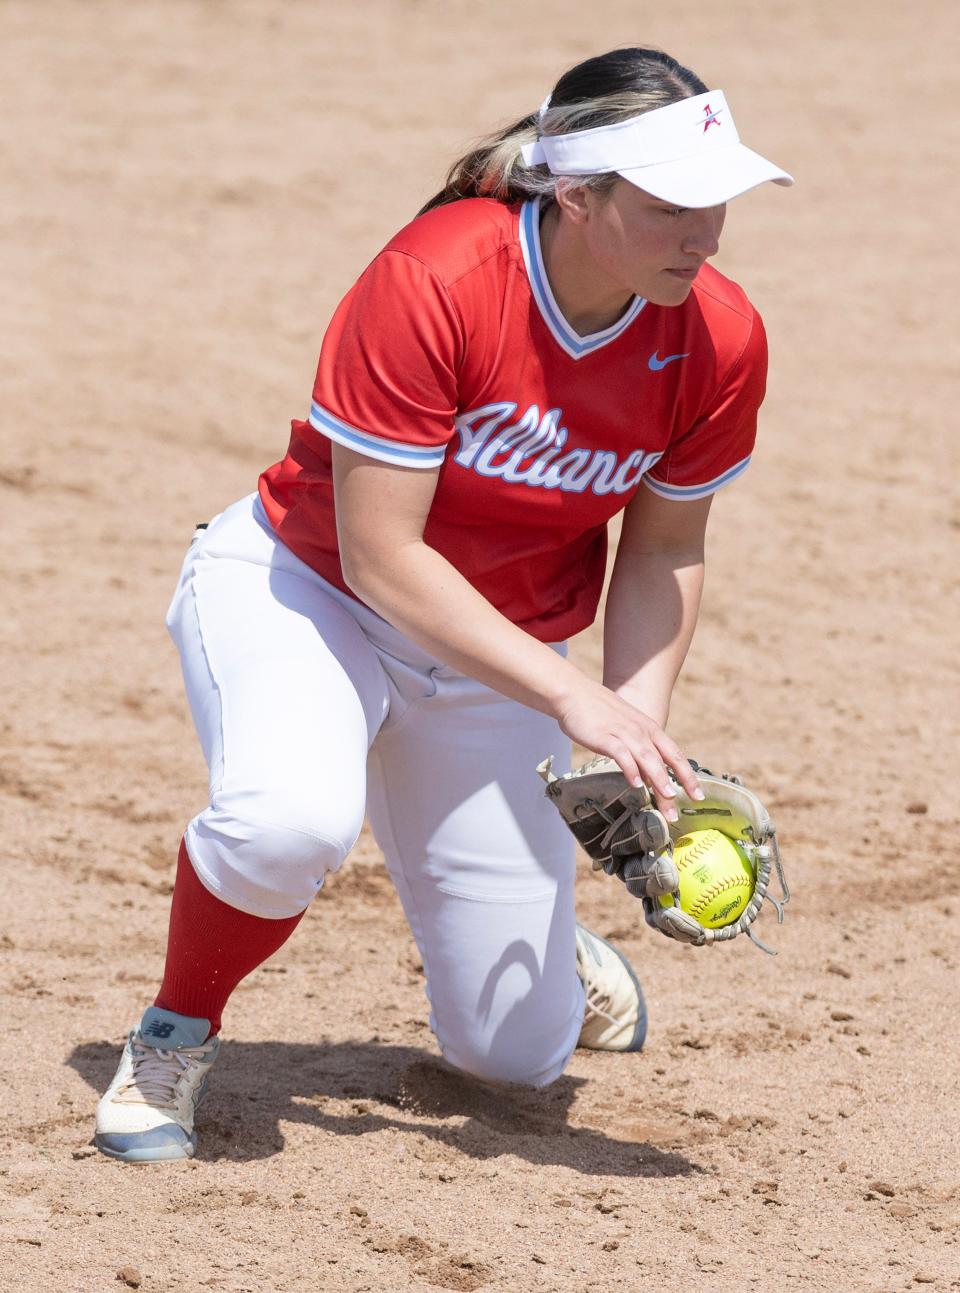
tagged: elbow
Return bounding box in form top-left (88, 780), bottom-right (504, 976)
top-left (338, 538), bottom-right (408, 606)
top-left (339, 547), bottom-right (376, 600)
top-left (337, 528), bottom-right (426, 608)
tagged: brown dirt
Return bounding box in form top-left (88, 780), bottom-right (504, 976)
top-left (2, 1), bottom-right (959, 1290)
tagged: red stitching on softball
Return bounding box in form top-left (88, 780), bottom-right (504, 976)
top-left (688, 873), bottom-right (752, 919)
top-left (675, 833), bottom-right (752, 920)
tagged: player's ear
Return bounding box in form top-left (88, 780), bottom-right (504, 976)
top-left (554, 180), bottom-right (591, 225)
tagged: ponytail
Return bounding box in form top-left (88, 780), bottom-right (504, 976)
top-left (418, 112), bottom-right (549, 215)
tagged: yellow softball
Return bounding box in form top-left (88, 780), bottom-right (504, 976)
top-left (658, 829), bottom-right (755, 928)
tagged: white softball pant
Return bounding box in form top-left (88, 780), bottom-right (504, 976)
top-left (165, 493), bottom-right (584, 1087)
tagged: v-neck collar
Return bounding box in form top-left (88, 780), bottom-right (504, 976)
top-left (518, 198), bottom-right (646, 361)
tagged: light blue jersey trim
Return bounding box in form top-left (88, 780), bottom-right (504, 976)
top-left (308, 402), bottom-right (447, 469)
top-left (643, 454), bottom-right (752, 501)
top-left (519, 199), bottom-right (646, 361)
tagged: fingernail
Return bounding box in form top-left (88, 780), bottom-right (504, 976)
top-left (666, 807), bottom-right (679, 823)
top-left (662, 784), bottom-right (677, 797)
top-left (632, 777), bottom-right (644, 788)
top-left (693, 788), bottom-right (705, 800)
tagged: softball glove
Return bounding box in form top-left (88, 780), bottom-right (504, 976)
top-left (536, 754), bottom-right (789, 953)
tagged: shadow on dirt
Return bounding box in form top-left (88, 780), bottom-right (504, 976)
top-left (68, 1038), bottom-right (702, 1179)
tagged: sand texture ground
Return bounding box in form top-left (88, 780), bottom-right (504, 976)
top-left (2, 1), bottom-right (959, 1289)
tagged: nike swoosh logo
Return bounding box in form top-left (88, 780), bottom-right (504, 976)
top-left (648, 351), bottom-right (689, 371)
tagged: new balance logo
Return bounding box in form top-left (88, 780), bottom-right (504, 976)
top-left (144, 1021), bottom-right (176, 1039)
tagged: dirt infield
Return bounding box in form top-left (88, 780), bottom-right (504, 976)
top-left (2, 1), bottom-right (958, 1289)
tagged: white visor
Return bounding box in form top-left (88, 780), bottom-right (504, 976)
top-left (520, 91), bottom-right (793, 208)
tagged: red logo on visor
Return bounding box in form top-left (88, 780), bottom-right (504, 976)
top-left (702, 103), bottom-right (723, 131)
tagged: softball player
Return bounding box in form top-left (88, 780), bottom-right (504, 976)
top-left (95, 46), bottom-right (792, 1162)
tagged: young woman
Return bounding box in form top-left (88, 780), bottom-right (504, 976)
top-left (94, 46), bottom-right (792, 1162)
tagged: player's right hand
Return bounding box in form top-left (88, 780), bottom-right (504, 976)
top-left (553, 681), bottom-right (703, 821)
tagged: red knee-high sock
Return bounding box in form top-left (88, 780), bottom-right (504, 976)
top-left (154, 839), bottom-right (305, 1037)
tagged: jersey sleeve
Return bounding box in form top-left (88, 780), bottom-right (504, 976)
top-left (307, 250), bottom-right (465, 469)
top-left (643, 308), bottom-right (768, 501)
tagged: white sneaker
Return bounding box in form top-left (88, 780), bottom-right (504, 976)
top-left (95, 1007), bottom-right (220, 1163)
top-left (575, 924), bottom-right (648, 1052)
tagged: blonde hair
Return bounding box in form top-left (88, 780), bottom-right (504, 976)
top-left (419, 48), bottom-right (707, 215)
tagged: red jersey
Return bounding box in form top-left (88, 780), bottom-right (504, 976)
top-left (259, 198), bottom-right (767, 642)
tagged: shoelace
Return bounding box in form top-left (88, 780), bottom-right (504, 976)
top-left (580, 979), bottom-right (623, 1027)
top-left (577, 948), bottom-right (624, 1027)
top-left (113, 1042), bottom-right (212, 1108)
